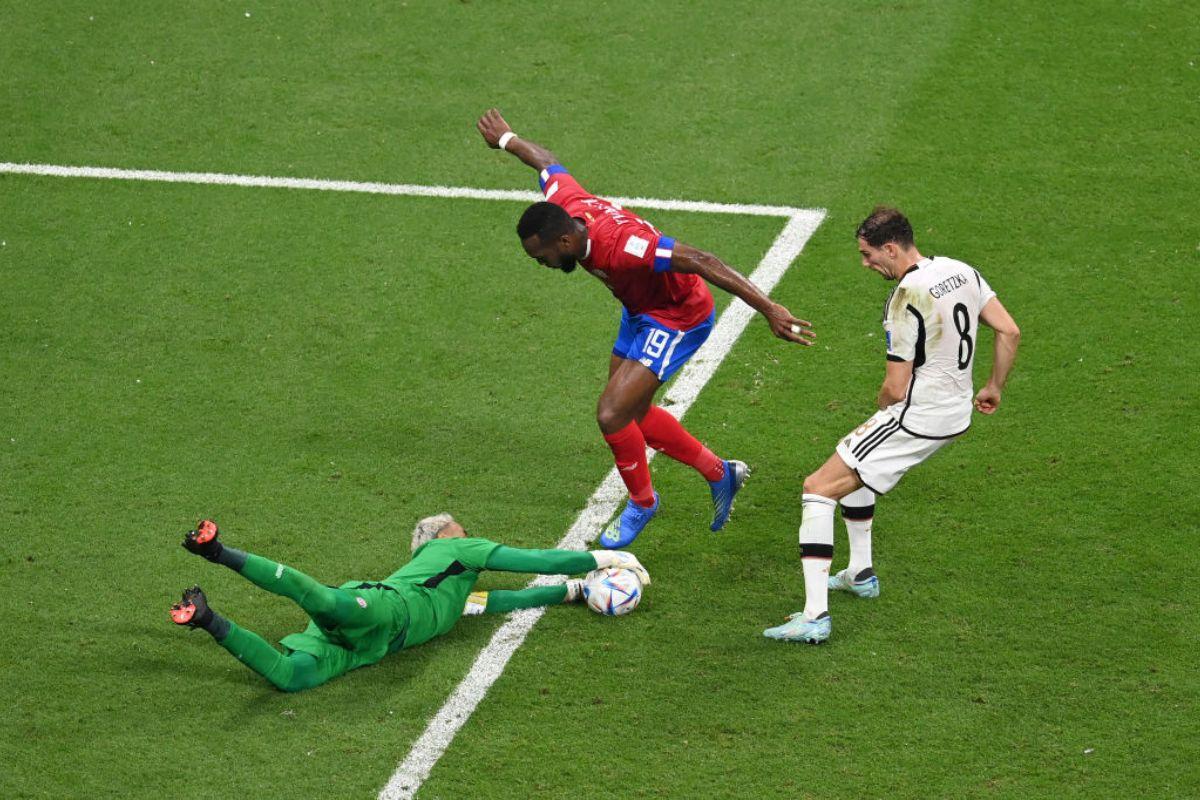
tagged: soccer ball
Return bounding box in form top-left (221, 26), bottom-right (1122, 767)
top-left (583, 567), bottom-right (643, 616)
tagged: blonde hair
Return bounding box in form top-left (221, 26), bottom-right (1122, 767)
top-left (411, 513), bottom-right (455, 552)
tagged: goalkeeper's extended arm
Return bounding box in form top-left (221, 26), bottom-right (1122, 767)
top-left (485, 545), bottom-right (595, 575)
top-left (462, 583), bottom-right (583, 616)
top-left (484, 546), bottom-right (651, 586)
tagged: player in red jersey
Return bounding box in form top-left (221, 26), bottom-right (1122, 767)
top-left (478, 109), bottom-right (815, 547)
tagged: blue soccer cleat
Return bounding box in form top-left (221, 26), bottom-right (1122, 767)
top-left (599, 492), bottom-right (660, 548)
top-left (763, 611), bottom-right (831, 644)
top-left (828, 567), bottom-right (880, 598)
top-left (708, 459), bottom-right (749, 531)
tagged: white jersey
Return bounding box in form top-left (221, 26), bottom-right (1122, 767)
top-left (882, 256), bottom-right (996, 437)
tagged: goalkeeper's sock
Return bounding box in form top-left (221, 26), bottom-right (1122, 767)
top-left (205, 611), bottom-right (231, 640)
top-left (840, 487), bottom-right (876, 578)
top-left (637, 405), bottom-right (724, 482)
top-left (799, 494), bottom-right (836, 619)
top-left (603, 421), bottom-right (656, 508)
top-left (215, 545), bottom-right (248, 572)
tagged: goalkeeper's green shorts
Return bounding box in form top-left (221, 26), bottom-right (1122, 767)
top-left (279, 584), bottom-right (409, 676)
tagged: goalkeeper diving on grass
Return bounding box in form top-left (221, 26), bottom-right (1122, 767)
top-left (169, 516), bottom-right (650, 692)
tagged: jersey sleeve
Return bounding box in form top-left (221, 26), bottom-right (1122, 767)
top-left (973, 269), bottom-right (997, 309)
top-left (446, 537), bottom-right (503, 570)
top-left (607, 232), bottom-right (676, 273)
top-left (538, 164), bottom-right (588, 207)
top-left (884, 290), bottom-right (922, 362)
top-left (484, 545), bottom-right (596, 575)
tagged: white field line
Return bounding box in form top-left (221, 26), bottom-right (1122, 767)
top-left (0, 161), bottom-right (811, 218)
top-left (378, 213), bottom-right (823, 800)
top-left (0, 160), bottom-right (824, 799)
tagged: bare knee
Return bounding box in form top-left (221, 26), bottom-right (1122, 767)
top-left (802, 474), bottom-right (825, 496)
top-left (804, 465), bottom-right (860, 501)
top-left (596, 399), bottom-right (632, 434)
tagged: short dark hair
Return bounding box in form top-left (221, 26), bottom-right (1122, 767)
top-left (855, 206), bottom-right (914, 248)
top-left (517, 202), bottom-right (572, 242)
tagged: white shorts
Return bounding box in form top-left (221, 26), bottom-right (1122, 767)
top-left (835, 410), bottom-right (956, 494)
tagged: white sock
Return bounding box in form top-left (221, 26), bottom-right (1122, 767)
top-left (840, 487), bottom-right (875, 578)
top-left (799, 493), bottom-right (836, 619)
top-left (846, 519), bottom-right (873, 576)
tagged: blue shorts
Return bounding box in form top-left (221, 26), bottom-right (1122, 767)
top-left (611, 309), bottom-right (715, 382)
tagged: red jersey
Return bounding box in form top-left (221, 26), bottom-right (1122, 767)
top-left (538, 165), bottom-right (713, 330)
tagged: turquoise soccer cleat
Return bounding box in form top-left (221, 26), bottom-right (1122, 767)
top-left (763, 611), bottom-right (831, 644)
top-left (708, 459), bottom-right (749, 532)
top-left (599, 492), bottom-right (660, 548)
top-left (828, 567), bottom-right (880, 598)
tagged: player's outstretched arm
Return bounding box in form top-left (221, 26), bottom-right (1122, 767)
top-left (485, 545), bottom-right (595, 575)
top-left (484, 546), bottom-right (650, 586)
top-left (462, 584), bottom-right (581, 616)
top-left (477, 108), bottom-right (557, 172)
top-left (974, 298), bottom-right (1021, 414)
top-left (669, 243), bottom-right (815, 345)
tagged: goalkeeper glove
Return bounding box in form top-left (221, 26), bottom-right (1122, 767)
top-left (589, 550), bottom-right (651, 586)
top-left (564, 579), bottom-right (585, 603)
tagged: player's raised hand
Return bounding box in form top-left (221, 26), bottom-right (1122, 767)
top-left (974, 383), bottom-right (1002, 414)
top-left (766, 303), bottom-right (816, 345)
top-left (476, 108), bottom-right (512, 148)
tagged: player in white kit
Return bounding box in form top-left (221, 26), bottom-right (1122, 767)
top-left (764, 207), bottom-right (1021, 643)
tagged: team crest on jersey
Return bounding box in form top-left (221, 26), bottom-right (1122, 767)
top-left (356, 597), bottom-right (368, 608)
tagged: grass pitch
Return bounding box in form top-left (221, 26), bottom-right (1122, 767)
top-left (2, 2), bottom-right (1197, 798)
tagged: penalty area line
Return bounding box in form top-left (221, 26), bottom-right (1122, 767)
top-left (378, 210), bottom-right (824, 800)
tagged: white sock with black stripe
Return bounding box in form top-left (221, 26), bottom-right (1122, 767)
top-left (799, 494), bottom-right (837, 619)
top-left (840, 486), bottom-right (876, 578)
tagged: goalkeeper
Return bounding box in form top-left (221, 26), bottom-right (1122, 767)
top-left (169, 515), bottom-right (650, 692)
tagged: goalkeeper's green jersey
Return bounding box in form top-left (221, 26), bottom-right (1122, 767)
top-left (383, 536), bottom-right (501, 647)
top-left (280, 537), bottom-right (500, 665)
